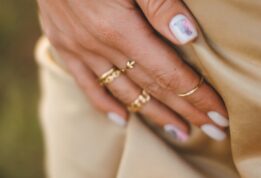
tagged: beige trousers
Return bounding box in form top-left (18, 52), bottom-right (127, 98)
top-left (35, 0), bottom-right (261, 177)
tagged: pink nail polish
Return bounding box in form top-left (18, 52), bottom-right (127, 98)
top-left (164, 124), bottom-right (189, 142)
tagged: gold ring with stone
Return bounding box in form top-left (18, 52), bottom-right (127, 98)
top-left (177, 76), bottom-right (204, 97)
top-left (127, 90), bottom-right (151, 112)
top-left (99, 67), bottom-right (122, 86)
top-left (120, 60), bottom-right (136, 73)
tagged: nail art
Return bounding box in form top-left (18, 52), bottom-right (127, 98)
top-left (201, 124), bottom-right (226, 141)
top-left (208, 111), bottom-right (229, 127)
top-left (164, 124), bottom-right (188, 142)
top-left (107, 112), bottom-right (126, 127)
top-left (169, 14), bottom-right (198, 44)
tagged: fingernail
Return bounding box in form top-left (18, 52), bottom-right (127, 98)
top-left (208, 111), bottom-right (229, 127)
top-left (107, 112), bottom-right (126, 127)
top-left (201, 124), bottom-right (227, 141)
top-left (164, 124), bottom-right (189, 142)
top-left (169, 14), bottom-right (198, 44)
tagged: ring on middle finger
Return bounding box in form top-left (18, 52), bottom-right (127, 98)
top-left (99, 67), bottom-right (122, 86)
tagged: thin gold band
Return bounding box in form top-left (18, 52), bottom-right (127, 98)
top-left (177, 76), bottom-right (204, 97)
top-left (127, 90), bottom-right (151, 112)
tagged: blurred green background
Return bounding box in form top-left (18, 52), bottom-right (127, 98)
top-left (0, 0), bottom-right (44, 178)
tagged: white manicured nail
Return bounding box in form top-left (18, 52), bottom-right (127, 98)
top-left (169, 14), bottom-right (198, 44)
top-left (164, 124), bottom-right (189, 142)
top-left (107, 112), bottom-right (126, 127)
top-left (208, 111), bottom-right (229, 127)
top-left (201, 124), bottom-right (226, 141)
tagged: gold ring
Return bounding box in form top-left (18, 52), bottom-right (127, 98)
top-left (99, 67), bottom-right (122, 86)
top-left (120, 60), bottom-right (136, 73)
top-left (127, 90), bottom-right (151, 112)
top-left (177, 76), bottom-right (204, 97)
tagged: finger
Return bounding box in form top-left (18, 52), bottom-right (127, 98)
top-left (93, 43), bottom-right (228, 141)
top-left (106, 51), bottom-right (210, 126)
top-left (136, 0), bottom-right (198, 45)
top-left (38, 7), bottom-right (129, 126)
top-left (83, 52), bottom-right (190, 142)
top-left (125, 56), bottom-right (228, 141)
top-left (59, 51), bottom-right (128, 127)
top-left (184, 81), bottom-right (229, 124)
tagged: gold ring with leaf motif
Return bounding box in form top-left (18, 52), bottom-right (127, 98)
top-left (120, 60), bottom-right (136, 73)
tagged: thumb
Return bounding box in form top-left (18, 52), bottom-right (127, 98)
top-left (136, 0), bottom-right (198, 45)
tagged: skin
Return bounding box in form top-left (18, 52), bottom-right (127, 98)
top-left (37, 0), bottom-right (228, 137)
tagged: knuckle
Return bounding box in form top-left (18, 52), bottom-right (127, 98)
top-left (100, 26), bottom-right (121, 43)
top-left (95, 19), bottom-right (122, 43)
top-left (146, 0), bottom-right (170, 21)
top-left (154, 70), bottom-right (180, 90)
top-left (144, 81), bottom-right (165, 98)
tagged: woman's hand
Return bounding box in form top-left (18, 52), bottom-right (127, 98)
top-left (37, 0), bottom-right (229, 141)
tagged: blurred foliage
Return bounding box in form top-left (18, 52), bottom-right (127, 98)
top-left (0, 0), bottom-right (44, 178)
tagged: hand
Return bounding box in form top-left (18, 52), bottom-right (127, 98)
top-left (38, 0), bottom-right (229, 141)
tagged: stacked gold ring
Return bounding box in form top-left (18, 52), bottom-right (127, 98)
top-left (98, 60), bottom-right (136, 86)
top-left (99, 67), bottom-right (122, 86)
top-left (127, 90), bottom-right (151, 112)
